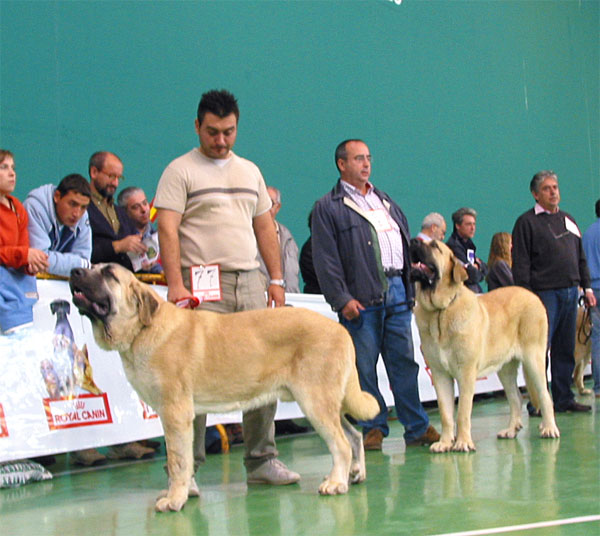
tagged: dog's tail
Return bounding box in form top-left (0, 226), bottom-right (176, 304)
top-left (342, 368), bottom-right (379, 421)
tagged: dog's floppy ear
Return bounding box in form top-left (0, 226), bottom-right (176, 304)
top-left (132, 280), bottom-right (160, 326)
top-left (452, 256), bottom-right (468, 283)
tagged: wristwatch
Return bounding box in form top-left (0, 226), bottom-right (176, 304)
top-left (269, 279), bottom-right (286, 289)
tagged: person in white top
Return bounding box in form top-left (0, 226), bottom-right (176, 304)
top-left (155, 89), bottom-right (299, 489)
top-left (415, 212), bottom-right (446, 243)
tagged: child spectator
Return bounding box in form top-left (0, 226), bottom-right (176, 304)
top-left (0, 150), bottom-right (48, 333)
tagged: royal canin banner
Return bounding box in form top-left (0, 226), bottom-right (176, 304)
top-left (0, 280), bottom-right (529, 463)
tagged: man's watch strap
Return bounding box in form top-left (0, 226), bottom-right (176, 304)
top-left (269, 279), bottom-right (286, 289)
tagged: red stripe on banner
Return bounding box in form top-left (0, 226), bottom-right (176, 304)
top-left (0, 404), bottom-right (8, 438)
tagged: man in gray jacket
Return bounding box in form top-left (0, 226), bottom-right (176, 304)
top-left (24, 174), bottom-right (92, 277)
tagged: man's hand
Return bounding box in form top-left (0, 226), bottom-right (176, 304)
top-left (167, 283), bottom-right (193, 304)
top-left (113, 233), bottom-right (147, 255)
top-left (584, 289), bottom-right (597, 308)
top-left (267, 284), bottom-right (285, 308)
top-left (341, 299), bottom-right (365, 321)
top-left (27, 248), bottom-right (49, 274)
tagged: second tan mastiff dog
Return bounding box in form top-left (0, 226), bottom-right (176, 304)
top-left (410, 240), bottom-right (559, 453)
top-left (69, 263), bottom-right (378, 512)
top-left (574, 305), bottom-right (592, 395)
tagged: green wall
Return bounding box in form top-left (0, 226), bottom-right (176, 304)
top-left (1, 0), bottom-right (598, 270)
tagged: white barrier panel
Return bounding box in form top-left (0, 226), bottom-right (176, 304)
top-left (0, 280), bottom-right (529, 463)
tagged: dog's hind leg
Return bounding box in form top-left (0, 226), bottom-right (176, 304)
top-left (341, 415), bottom-right (366, 484)
top-left (496, 360), bottom-right (523, 439)
top-left (155, 400), bottom-right (196, 512)
top-left (298, 395), bottom-right (352, 495)
top-left (521, 350), bottom-right (560, 439)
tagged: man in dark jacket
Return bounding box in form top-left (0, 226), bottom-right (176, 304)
top-left (446, 207), bottom-right (488, 293)
top-left (312, 139), bottom-right (439, 451)
top-left (87, 151), bottom-right (147, 271)
top-left (512, 170), bottom-right (596, 413)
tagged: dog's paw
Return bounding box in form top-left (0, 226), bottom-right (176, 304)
top-left (157, 476), bottom-right (200, 500)
top-left (349, 462), bottom-right (366, 484)
top-left (155, 494), bottom-right (187, 513)
top-left (318, 478), bottom-right (349, 495)
top-left (429, 440), bottom-right (453, 453)
top-left (451, 439), bottom-right (476, 452)
top-left (497, 427), bottom-right (519, 439)
top-left (539, 423), bottom-right (560, 439)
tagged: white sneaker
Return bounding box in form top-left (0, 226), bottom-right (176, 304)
top-left (247, 459), bottom-right (300, 485)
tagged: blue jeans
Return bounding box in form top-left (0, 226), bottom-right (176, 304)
top-left (536, 286), bottom-right (579, 409)
top-left (340, 276), bottom-right (429, 442)
top-left (589, 289), bottom-right (600, 394)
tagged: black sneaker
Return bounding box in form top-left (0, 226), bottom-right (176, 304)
top-left (527, 402), bottom-right (541, 417)
top-left (554, 400), bottom-right (591, 413)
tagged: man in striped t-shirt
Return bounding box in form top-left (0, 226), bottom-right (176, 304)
top-left (155, 89), bottom-right (299, 491)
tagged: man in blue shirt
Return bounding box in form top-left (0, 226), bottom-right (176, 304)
top-left (582, 199), bottom-right (600, 397)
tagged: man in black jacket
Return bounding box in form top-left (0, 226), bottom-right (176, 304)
top-left (312, 139), bottom-right (438, 451)
top-left (446, 207), bottom-right (488, 293)
top-left (512, 170), bottom-right (596, 413)
top-left (87, 151), bottom-right (146, 271)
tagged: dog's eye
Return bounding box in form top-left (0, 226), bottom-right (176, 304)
top-left (101, 265), bottom-right (120, 283)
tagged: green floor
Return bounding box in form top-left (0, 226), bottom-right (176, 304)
top-left (2, 389), bottom-right (599, 536)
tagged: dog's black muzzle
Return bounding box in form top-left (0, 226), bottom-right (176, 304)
top-left (409, 239), bottom-right (438, 289)
top-left (69, 267), bottom-right (112, 321)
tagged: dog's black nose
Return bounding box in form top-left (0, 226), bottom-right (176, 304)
top-left (71, 267), bottom-right (85, 278)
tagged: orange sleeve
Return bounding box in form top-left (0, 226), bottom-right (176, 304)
top-left (0, 197), bottom-right (30, 269)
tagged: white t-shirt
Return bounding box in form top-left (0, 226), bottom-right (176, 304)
top-left (154, 148), bottom-right (271, 271)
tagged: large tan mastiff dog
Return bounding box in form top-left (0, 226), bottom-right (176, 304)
top-left (409, 240), bottom-right (559, 453)
top-left (69, 264), bottom-right (378, 512)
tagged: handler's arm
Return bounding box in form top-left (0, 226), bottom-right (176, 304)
top-left (253, 211), bottom-right (285, 308)
top-left (157, 208), bottom-right (189, 303)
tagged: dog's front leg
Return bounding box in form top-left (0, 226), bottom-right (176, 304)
top-left (430, 370), bottom-right (455, 453)
top-left (155, 403), bottom-right (195, 512)
top-left (453, 371), bottom-right (477, 452)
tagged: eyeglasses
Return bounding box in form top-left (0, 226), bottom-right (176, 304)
top-left (0, 163), bottom-right (15, 171)
top-left (99, 169), bottom-right (124, 182)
